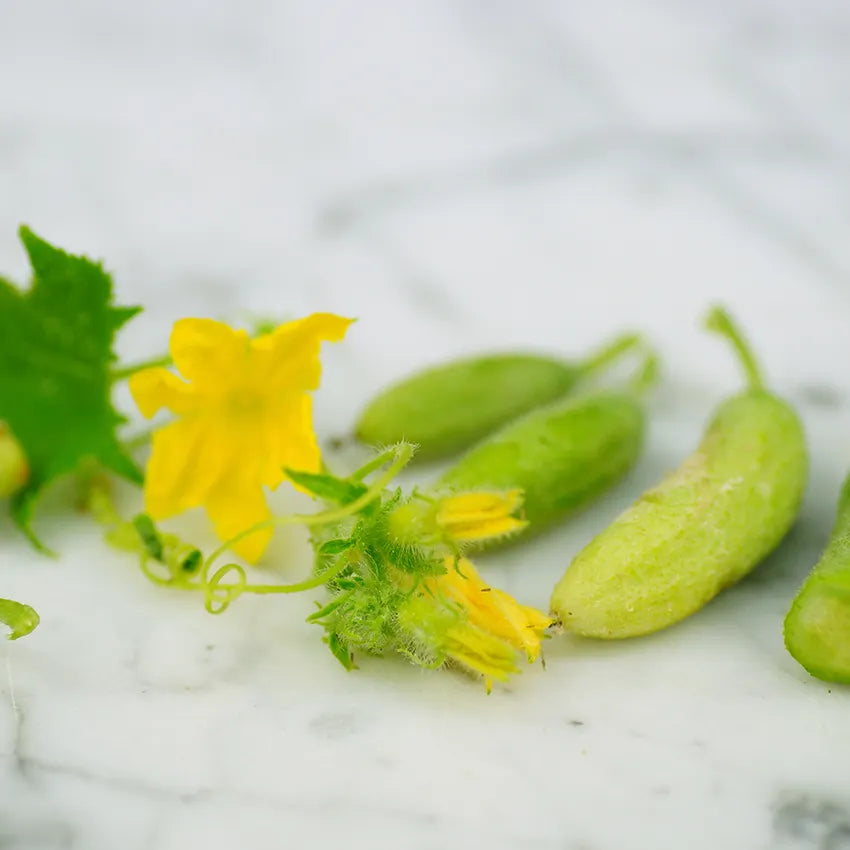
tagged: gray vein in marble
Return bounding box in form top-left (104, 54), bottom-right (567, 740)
top-left (16, 755), bottom-right (445, 831)
top-left (317, 1), bottom-right (850, 298)
top-left (19, 756), bottom-right (213, 804)
top-left (673, 158), bottom-right (850, 289)
top-left (0, 669), bottom-right (29, 796)
top-left (0, 820), bottom-right (74, 850)
top-left (457, 0), bottom-right (624, 114)
top-left (357, 228), bottom-right (470, 325)
top-left (513, 2), bottom-right (850, 290)
top-left (315, 130), bottom-right (819, 236)
top-left (772, 793), bottom-right (850, 850)
top-left (795, 383), bottom-right (847, 411)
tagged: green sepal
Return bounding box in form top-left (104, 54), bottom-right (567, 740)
top-left (317, 537), bottom-right (355, 556)
top-left (284, 468), bottom-right (368, 504)
top-left (306, 592), bottom-right (352, 624)
top-left (324, 632), bottom-right (357, 670)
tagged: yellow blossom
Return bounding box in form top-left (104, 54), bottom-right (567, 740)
top-left (434, 489), bottom-right (528, 543)
top-left (425, 556), bottom-right (551, 691)
top-left (129, 314), bottom-right (352, 562)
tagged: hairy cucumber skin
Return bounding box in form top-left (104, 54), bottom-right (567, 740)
top-left (437, 392), bottom-right (645, 540)
top-left (551, 391), bottom-right (808, 639)
top-left (356, 354), bottom-right (579, 462)
top-left (784, 473), bottom-right (850, 684)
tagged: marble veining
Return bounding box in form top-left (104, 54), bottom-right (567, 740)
top-left (1, 1), bottom-right (850, 848)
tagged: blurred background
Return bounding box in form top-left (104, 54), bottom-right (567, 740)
top-left (1, 0), bottom-right (849, 461)
top-left (2, 2), bottom-right (848, 394)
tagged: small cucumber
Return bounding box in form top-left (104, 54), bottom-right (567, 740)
top-left (356, 334), bottom-right (640, 462)
top-left (784, 472), bottom-right (850, 684)
top-left (551, 307), bottom-right (808, 639)
top-left (435, 345), bottom-right (657, 543)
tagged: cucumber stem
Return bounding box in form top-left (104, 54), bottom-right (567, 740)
top-left (111, 354), bottom-right (172, 382)
top-left (577, 332), bottom-right (659, 397)
top-left (630, 345), bottom-right (660, 396)
top-left (577, 332), bottom-right (643, 377)
top-left (704, 306), bottom-right (765, 391)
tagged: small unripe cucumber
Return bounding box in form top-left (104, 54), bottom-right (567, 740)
top-left (784, 472), bottom-right (850, 684)
top-left (551, 307), bottom-right (808, 639)
top-left (437, 391), bottom-right (647, 540)
top-left (356, 334), bottom-right (639, 462)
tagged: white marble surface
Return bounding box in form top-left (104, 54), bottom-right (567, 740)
top-left (2, 1), bottom-right (850, 848)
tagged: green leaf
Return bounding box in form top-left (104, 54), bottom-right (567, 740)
top-left (318, 537), bottom-right (355, 556)
top-left (0, 227), bottom-right (142, 548)
top-left (324, 631), bottom-right (356, 670)
top-left (0, 598), bottom-right (40, 640)
top-left (284, 468), bottom-right (368, 504)
top-left (306, 592), bottom-right (351, 624)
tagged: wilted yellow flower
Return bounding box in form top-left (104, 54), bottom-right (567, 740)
top-left (129, 314), bottom-right (352, 562)
top-left (434, 490), bottom-right (527, 543)
top-left (423, 556), bottom-right (551, 691)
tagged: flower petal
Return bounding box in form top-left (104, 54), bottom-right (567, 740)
top-left (170, 318), bottom-right (250, 386)
top-left (253, 313), bottom-right (353, 392)
top-left (435, 489), bottom-right (527, 543)
top-left (443, 624), bottom-right (520, 690)
top-left (204, 477), bottom-right (273, 563)
top-left (129, 368), bottom-right (196, 418)
top-left (439, 515), bottom-right (528, 542)
top-left (261, 394), bottom-right (321, 488)
top-left (144, 416), bottom-right (228, 518)
top-left (434, 557), bottom-right (550, 660)
top-left (437, 490), bottom-right (524, 522)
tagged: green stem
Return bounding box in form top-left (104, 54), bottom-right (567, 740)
top-left (350, 448), bottom-right (408, 482)
top-left (629, 343), bottom-right (660, 396)
top-left (122, 427), bottom-right (155, 452)
top-left (576, 332), bottom-right (659, 397)
top-left (111, 354), bottom-right (172, 382)
top-left (202, 442), bottom-right (414, 575)
top-left (704, 306), bottom-right (765, 391)
top-left (91, 443), bottom-right (414, 615)
top-left (203, 557), bottom-right (354, 614)
top-left (577, 332), bottom-right (642, 378)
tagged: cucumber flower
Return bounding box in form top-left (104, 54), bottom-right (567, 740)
top-left (129, 314), bottom-right (352, 562)
top-left (308, 463), bottom-right (550, 688)
top-left (409, 556), bottom-right (551, 691)
top-left (433, 490), bottom-right (527, 542)
top-left (387, 488), bottom-right (527, 549)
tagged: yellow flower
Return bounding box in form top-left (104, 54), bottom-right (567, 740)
top-left (434, 490), bottom-right (528, 543)
top-left (129, 314), bottom-right (352, 562)
top-left (425, 556), bottom-right (551, 691)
